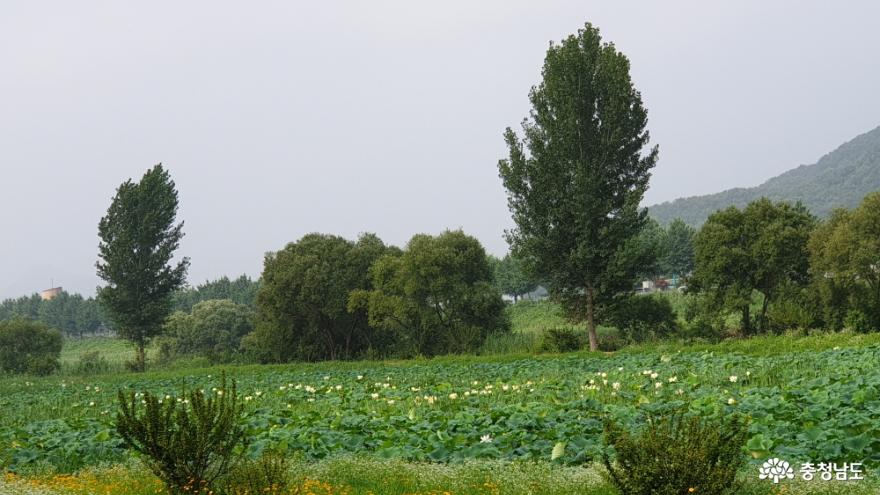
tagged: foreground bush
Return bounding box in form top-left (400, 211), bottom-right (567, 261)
top-left (0, 319), bottom-right (62, 375)
top-left (222, 451), bottom-right (291, 495)
top-left (602, 414), bottom-right (749, 495)
top-left (115, 374), bottom-right (248, 494)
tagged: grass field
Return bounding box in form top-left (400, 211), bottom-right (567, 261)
top-left (2, 327), bottom-right (879, 494)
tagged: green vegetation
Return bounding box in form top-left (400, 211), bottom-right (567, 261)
top-left (603, 414), bottom-right (749, 495)
top-left (694, 198), bottom-right (815, 333)
top-left (0, 320), bottom-right (62, 376)
top-left (173, 275), bottom-right (260, 312)
top-left (96, 164), bottom-right (190, 371)
top-left (352, 230), bottom-right (509, 358)
top-left (649, 125), bottom-right (880, 227)
top-left (244, 233), bottom-right (393, 363)
top-left (116, 374), bottom-right (248, 494)
top-left (1, 334), bottom-right (879, 493)
top-left (159, 300), bottom-right (254, 364)
top-left (489, 254), bottom-right (539, 302)
top-left (0, 292), bottom-right (110, 338)
top-left (499, 22), bottom-right (657, 351)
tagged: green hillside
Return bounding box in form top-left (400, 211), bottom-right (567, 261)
top-left (649, 125), bottom-right (880, 226)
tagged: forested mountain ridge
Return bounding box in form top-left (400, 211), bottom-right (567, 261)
top-left (648, 125), bottom-right (880, 226)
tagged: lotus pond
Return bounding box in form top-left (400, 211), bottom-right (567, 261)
top-left (2, 335), bottom-right (879, 476)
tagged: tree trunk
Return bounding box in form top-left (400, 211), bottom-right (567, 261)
top-left (741, 305), bottom-right (751, 335)
top-left (135, 343), bottom-right (146, 372)
top-left (586, 286), bottom-right (598, 352)
top-left (759, 292), bottom-right (771, 333)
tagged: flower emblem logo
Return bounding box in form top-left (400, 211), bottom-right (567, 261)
top-left (759, 458), bottom-right (794, 483)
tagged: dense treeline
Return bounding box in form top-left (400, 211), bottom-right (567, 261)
top-left (685, 192), bottom-right (880, 336)
top-left (0, 292), bottom-right (110, 338)
top-left (173, 275), bottom-right (260, 312)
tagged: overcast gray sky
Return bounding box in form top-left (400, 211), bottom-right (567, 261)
top-left (2, 1), bottom-right (879, 299)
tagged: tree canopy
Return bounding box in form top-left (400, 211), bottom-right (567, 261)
top-left (694, 198), bottom-right (815, 333)
top-left (245, 233), bottom-right (392, 362)
top-left (498, 23), bottom-right (658, 351)
top-left (351, 230), bottom-right (509, 357)
top-left (96, 164), bottom-right (189, 371)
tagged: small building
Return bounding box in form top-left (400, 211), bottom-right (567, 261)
top-left (40, 287), bottom-right (62, 301)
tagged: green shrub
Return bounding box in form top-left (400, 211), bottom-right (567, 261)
top-left (115, 374), bottom-right (248, 494)
top-left (480, 331), bottom-right (540, 355)
top-left (0, 319), bottom-right (62, 375)
top-left (602, 414), bottom-right (749, 495)
top-left (845, 309), bottom-right (873, 333)
top-left (222, 451), bottom-right (291, 495)
top-left (607, 295), bottom-right (678, 342)
top-left (74, 351), bottom-right (110, 375)
top-left (540, 327), bottom-right (585, 352)
top-left (160, 300), bottom-right (254, 363)
top-left (597, 327), bottom-right (625, 352)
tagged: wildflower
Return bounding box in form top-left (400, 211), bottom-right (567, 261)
top-left (728, 398), bottom-right (736, 405)
top-left (729, 375), bottom-right (738, 383)
top-left (335, 385), bottom-right (342, 390)
top-left (448, 393), bottom-right (458, 400)
top-left (675, 388), bottom-right (684, 395)
top-left (370, 393), bottom-right (379, 399)
top-left (668, 376), bottom-right (678, 383)
top-left (612, 382), bottom-right (621, 390)
top-left (480, 434), bottom-right (492, 443)
top-left (357, 375), bottom-right (364, 380)
top-left (650, 372), bottom-right (659, 380)
top-left (387, 399), bottom-right (395, 405)
top-left (323, 376), bottom-right (330, 380)
top-left (654, 382), bottom-right (662, 389)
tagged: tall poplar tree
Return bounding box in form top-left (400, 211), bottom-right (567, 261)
top-left (498, 23), bottom-right (658, 351)
top-left (96, 164), bottom-right (189, 371)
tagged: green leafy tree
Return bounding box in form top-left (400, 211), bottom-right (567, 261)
top-left (809, 192), bottom-right (880, 330)
top-left (660, 218), bottom-right (696, 276)
top-left (498, 23), bottom-right (658, 351)
top-left (160, 299), bottom-right (254, 362)
top-left (491, 254), bottom-right (539, 302)
top-left (244, 233), bottom-right (391, 362)
top-left (96, 164), bottom-right (189, 371)
top-left (351, 230), bottom-right (510, 357)
top-left (694, 198), bottom-right (815, 334)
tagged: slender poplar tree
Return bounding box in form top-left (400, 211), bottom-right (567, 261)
top-left (498, 23), bottom-right (658, 351)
